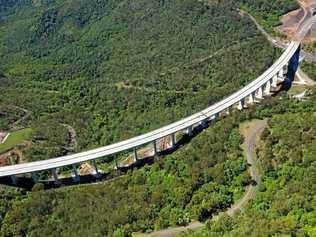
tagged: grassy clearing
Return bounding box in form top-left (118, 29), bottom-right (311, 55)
top-left (0, 128), bottom-right (32, 153)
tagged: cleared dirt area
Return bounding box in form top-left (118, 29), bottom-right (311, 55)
top-left (278, 0), bottom-right (316, 41)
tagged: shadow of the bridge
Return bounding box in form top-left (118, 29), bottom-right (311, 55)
top-left (0, 122), bottom-right (211, 191)
top-left (273, 44), bottom-right (301, 95)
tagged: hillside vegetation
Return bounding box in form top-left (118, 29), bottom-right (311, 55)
top-left (0, 0), bottom-right (280, 164)
top-left (181, 88), bottom-right (316, 236)
top-left (0, 0), bottom-right (311, 237)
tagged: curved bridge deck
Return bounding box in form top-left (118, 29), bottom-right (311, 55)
top-left (0, 41), bottom-right (301, 179)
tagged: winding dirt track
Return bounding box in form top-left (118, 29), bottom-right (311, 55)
top-left (133, 119), bottom-right (267, 237)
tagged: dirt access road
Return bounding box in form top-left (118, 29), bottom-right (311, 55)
top-left (133, 119), bottom-right (267, 237)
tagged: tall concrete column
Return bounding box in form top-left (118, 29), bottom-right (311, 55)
top-left (72, 164), bottom-right (80, 182)
top-left (248, 92), bottom-right (255, 104)
top-left (237, 99), bottom-right (245, 110)
top-left (31, 172), bottom-right (38, 183)
top-left (52, 169), bottom-right (60, 185)
top-left (186, 126), bottom-right (193, 136)
top-left (256, 87), bottom-right (263, 99)
top-left (11, 175), bottom-right (17, 185)
top-left (92, 159), bottom-right (99, 176)
top-left (170, 133), bottom-right (176, 148)
top-left (153, 140), bottom-right (158, 156)
top-left (272, 75), bottom-right (278, 87)
top-left (226, 107), bottom-right (231, 115)
top-left (210, 113), bottom-right (218, 120)
top-left (113, 154), bottom-right (119, 170)
top-left (200, 119), bottom-right (208, 128)
top-left (133, 148), bottom-right (138, 162)
top-left (278, 67), bottom-right (284, 81)
top-left (264, 81), bottom-right (271, 95)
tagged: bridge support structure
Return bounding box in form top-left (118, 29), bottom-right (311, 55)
top-left (237, 99), bottom-right (245, 110)
top-left (31, 172), bottom-right (38, 183)
top-left (153, 141), bottom-right (158, 156)
top-left (170, 133), bottom-right (176, 148)
top-left (278, 68), bottom-right (284, 81)
top-left (11, 175), bottom-right (17, 185)
top-left (256, 87), bottom-right (263, 99)
top-left (72, 164), bottom-right (80, 182)
top-left (52, 169), bottom-right (60, 185)
top-left (248, 92), bottom-right (255, 104)
top-left (186, 126), bottom-right (193, 136)
top-left (272, 75), bottom-right (278, 87)
top-left (133, 148), bottom-right (138, 162)
top-left (113, 154), bottom-right (119, 170)
top-left (92, 159), bottom-right (99, 176)
top-left (264, 80), bottom-right (271, 95)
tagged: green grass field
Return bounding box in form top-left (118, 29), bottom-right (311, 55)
top-left (0, 128), bottom-right (32, 154)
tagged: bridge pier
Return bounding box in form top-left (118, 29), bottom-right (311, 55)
top-left (278, 68), bottom-right (284, 81)
top-left (256, 87), bottom-right (263, 99)
top-left (225, 106), bottom-right (231, 115)
top-left (153, 140), bottom-right (158, 156)
top-left (31, 172), bottom-right (38, 183)
top-left (186, 126), bottom-right (193, 136)
top-left (11, 175), bottom-right (17, 185)
top-left (170, 133), bottom-right (176, 148)
top-left (210, 113), bottom-right (218, 120)
top-left (52, 169), bottom-right (60, 185)
top-left (199, 119), bottom-right (208, 128)
top-left (237, 99), bottom-right (245, 110)
top-left (92, 159), bottom-right (99, 176)
top-left (272, 75), bottom-right (278, 87)
top-left (113, 154), bottom-right (119, 170)
top-left (248, 92), bottom-right (255, 104)
top-left (72, 164), bottom-right (80, 182)
top-left (133, 148), bottom-right (138, 162)
top-left (264, 80), bottom-right (271, 95)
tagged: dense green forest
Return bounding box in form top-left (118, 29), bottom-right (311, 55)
top-left (1, 0), bottom-right (314, 236)
top-left (1, 87), bottom-right (315, 236)
top-left (181, 87), bottom-right (316, 237)
top-left (0, 0), bottom-right (281, 163)
top-left (0, 114), bottom-right (252, 236)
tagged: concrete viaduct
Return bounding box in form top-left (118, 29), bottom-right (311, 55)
top-left (0, 13), bottom-right (315, 185)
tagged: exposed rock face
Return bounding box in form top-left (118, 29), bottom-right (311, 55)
top-left (79, 163), bottom-right (94, 176)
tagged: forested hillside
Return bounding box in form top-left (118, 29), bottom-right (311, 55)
top-left (181, 88), bottom-right (316, 236)
top-left (0, 0), bottom-right (312, 236)
top-left (1, 88), bottom-right (315, 236)
top-left (0, 0), bottom-right (280, 163)
top-left (0, 114), bottom-right (251, 236)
